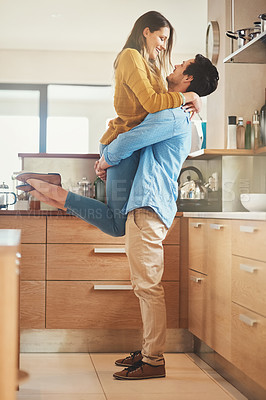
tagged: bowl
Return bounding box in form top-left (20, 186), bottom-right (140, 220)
top-left (240, 193), bottom-right (266, 212)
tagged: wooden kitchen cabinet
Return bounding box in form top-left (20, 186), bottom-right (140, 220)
top-left (206, 219), bottom-right (231, 361)
top-left (188, 269), bottom-right (208, 341)
top-left (188, 218), bottom-right (208, 274)
top-left (20, 281), bottom-right (45, 328)
top-left (46, 281), bottom-right (179, 329)
top-left (188, 218), bottom-right (232, 361)
top-left (231, 219), bottom-right (266, 389)
top-left (0, 216), bottom-right (46, 329)
top-left (46, 216), bottom-right (181, 330)
top-left (0, 213), bottom-right (181, 333)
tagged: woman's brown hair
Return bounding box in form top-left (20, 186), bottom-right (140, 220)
top-left (114, 11), bottom-right (174, 76)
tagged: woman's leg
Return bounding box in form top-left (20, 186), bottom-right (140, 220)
top-left (28, 151), bottom-right (140, 237)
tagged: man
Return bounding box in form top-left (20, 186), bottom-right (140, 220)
top-left (96, 54), bottom-right (219, 380)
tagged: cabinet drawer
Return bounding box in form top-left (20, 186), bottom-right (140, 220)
top-left (20, 281), bottom-right (45, 328)
top-left (47, 244), bottom-right (130, 280)
top-left (232, 220), bottom-right (266, 262)
top-left (0, 216), bottom-right (46, 243)
top-left (188, 269), bottom-right (208, 341)
top-left (232, 255), bottom-right (266, 317)
top-left (46, 281), bottom-right (179, 329)
top-left (20, 244), bottom-right (46, 280)
top-left (188, 219), bottom-right (208, 274)
top-left (163, 218), bottom-right (180, 244)
top-left (231, 303), bottom-right (266, 389)
top-left (47, 217), bottom-right (125, 244)
top-left (163, 245), bottom-right (179, 280)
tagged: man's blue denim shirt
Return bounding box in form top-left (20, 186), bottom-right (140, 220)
top-left (103, 108), bottom-right (191, 228)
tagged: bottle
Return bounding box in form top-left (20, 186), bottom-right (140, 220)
top-left (236, 117), bottom-right (245, 149)
top-left (260, 88), bottom-right (266, 146)
top-left (227, 116), bottom-right (237, 149)
top-left (94, 177), bottom-right (105, 203)
top-left (245, 121), bottom-right (252, 149)
top-left (251, 110), bottom-right (260, 150)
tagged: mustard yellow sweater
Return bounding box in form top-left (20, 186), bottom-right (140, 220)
top-left (100, 48), bottom-right (183, 145)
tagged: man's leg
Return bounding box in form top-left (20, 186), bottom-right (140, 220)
top-left (114, 208), bottom-right (168, 379)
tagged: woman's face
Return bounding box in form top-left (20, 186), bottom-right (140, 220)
top-left (143, 26), bottom-right (170, 61)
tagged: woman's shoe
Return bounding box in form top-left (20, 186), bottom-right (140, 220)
top-left (16, 184), bottom-right (34, 192)
top-left (16, 172), bottom-right (61, 186)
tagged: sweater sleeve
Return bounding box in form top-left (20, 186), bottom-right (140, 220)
top-left (118, 49), bottom-right (182, 113)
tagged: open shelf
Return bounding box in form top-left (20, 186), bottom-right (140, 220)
top-left (223, 31), bottom-right (266, 64)
top-left (188, 147), bottom-right (266, 160)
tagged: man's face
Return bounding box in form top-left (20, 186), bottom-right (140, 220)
top-left (167, 58), bottom-right (195, 86)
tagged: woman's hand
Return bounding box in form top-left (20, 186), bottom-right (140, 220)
top-left (94, 155), bottom-right (112, 181)
top-left (182, 92), bottom-right (202, 114)
top-left (94, 160), bottom-right (107, 181)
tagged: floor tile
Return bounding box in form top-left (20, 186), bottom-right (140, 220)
top-left (90, 353), bottom-right (236, 399)
top-left (18, 353), bottom-right (103, 395)
top-left (17, 395), bottom-right (106, 400)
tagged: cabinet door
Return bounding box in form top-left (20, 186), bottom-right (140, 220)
top-left (232, 220), bottom-right (266, 262)
top-left (188, 219), bottom-right (208, 274)
top-left (46, 281), bottom-right (179, 329)
top-left (163, 218), bottom-right (180, 244)
top-left (232, 255), bottom-right (266, 317)
top-left (20, 244), bottom-right (46, 280)
top-left (188, 269), bottom-right (208, 341)
top-left (47, 217), bottom-right (125, 244)
top-left (0, 216), bottom-right (46, 243)
top-left (207, 219), bottom-right (232, 361)
top-left (231, 303), bottom-right (266, 389)
top-left (20, 281), bottom-right (45, 328)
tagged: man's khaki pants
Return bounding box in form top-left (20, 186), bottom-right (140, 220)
top-left (125, 208), bottom-right (168, 366)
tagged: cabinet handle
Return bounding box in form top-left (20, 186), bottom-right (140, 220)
top-left (16, 252), bottom-right (21, 258)
top-left (239, 314), bottom-right (257, 327)
top-left (240, 263), bottom-right (258, 274)
top-left (190, 222), bottom-right (202, 228)
top-left (210, 223), bottom-right (224, 230)
top-left (239, 225), bottom-right (257, 233)
top-left (190, 276), bottom-right (203, 283)
top-left (94, 247), bottom-right (126, 254)
top-left (93, 284), bottom-right (133, 290)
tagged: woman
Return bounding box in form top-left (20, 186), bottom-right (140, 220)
top-left (17, 11), bottom-right (201, 236)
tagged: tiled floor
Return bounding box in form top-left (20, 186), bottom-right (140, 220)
top-left (17, 353), bottom-right (248, 400)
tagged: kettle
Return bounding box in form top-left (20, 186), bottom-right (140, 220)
top-left (178, 167), bottom-right (207, 200)
top-left (0, 182), bottom-right (17, 209)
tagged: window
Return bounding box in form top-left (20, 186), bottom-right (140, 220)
top-left (47, 116), bottom-right (89, 153)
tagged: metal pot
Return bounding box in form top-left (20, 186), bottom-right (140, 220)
top-left (258, 13), bottom-right (266, 32)
top-left (226, 28), bottom-right (253, 48)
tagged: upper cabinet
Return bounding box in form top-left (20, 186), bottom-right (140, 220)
top-left (224, 31), bottom-right (266, 64)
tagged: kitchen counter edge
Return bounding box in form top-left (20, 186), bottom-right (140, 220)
top-left (183, 211), bottom-right (266, 220)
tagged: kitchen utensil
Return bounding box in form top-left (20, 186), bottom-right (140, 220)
top-left (77, 177), bottom-right (92, 197)
top-left (240, 193), bottom-right (266, 212)
top-left (258, 13), bottom-right (266, 32)
top-left (178, 166), bottom-right (205, 196)
top-left (0, 182), bottom-right (16, 209)
top-left (226, 27), bottom-right (256, 48)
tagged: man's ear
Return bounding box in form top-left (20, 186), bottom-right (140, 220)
top-left (184, 75), bottom-right (194, 83)
top-left (143, 27), bottom-right (151, 38)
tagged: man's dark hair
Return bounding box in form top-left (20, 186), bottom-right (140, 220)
top-left (184, 54), bottom-right (219, 96)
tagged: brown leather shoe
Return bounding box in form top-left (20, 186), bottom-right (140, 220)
top-left (113, 361), bottom-right (166, 380)
top-left (16, 172), bottom-right (61, 186)
top-left (16, 184), bottom-right (34, 192)
top-left (115, 351), bottom-right (142, 367)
